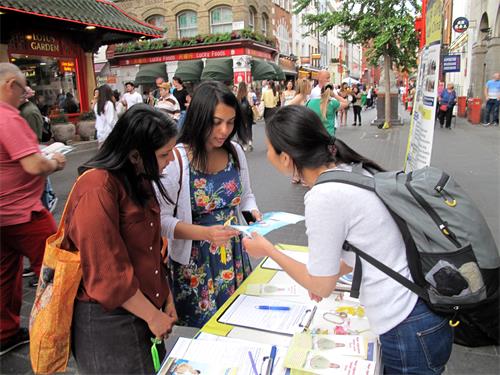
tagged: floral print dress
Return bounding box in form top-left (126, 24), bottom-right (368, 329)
top-left (169, 155), bottom-right (252, 327)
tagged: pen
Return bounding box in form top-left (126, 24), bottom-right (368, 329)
top-left (265, 345), bottom-right (277, 375)
top-left (255, 305), bottom-right (291, 311)
top-left (247, 350), bottom-right (259, 375)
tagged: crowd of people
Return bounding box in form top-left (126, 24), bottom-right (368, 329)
top-left (1, 61), bottom-right (457, 375)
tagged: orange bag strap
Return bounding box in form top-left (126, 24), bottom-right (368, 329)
top-left (54, 168), bottom-right (96, 238)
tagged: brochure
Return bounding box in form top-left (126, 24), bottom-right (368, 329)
top-left (284, 332), bottom-right (375, 375)
top-left (245, 283), bottom-right (300, 297)
top-left (40, 142), bottom-right (73, 158)
top-left (162, 357), bottom-right (236, 375)
top-left (231, 211), bottom-right (304, 237)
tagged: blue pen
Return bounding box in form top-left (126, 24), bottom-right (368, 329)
top-left (256, 305), bottom-right (290, 311)
top-left (248, 350), bottom-right (259, 375)
top-left (266, 345), bottom-right (277, 375)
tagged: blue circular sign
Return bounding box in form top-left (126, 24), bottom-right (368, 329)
top-left (453, 17), bottom-right (469, 33)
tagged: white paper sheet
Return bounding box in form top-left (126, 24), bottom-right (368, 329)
top-left (261, 249), bottom-right (309, 271)
top-left (160, 336), bottom-right (287, 375)
top-left (231, 211), bottom-right (304, 237)
top-left (217, 295), bottom-right (316, 335)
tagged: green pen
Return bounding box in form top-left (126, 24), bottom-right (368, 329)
top-left (151, 337), bottom-right (162, 372)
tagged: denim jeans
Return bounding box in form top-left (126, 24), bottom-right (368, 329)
top-left (485, 99), bottom-right (499, 124)
top-left (380, 299), bottom-right (453, 375)
top-left (72, 301), bottom-right (166, 374)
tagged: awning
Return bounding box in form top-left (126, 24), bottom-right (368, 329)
top-left (200, 58), bottom-right (233, 82)
top-left (269, 62), bottom-right (286, 81)
top-left (174, 60), bottom-right (204, 82)
top-left (134, 63), bottom-right (168, 86)
top-left (251, 59), bottom-right (276, 81)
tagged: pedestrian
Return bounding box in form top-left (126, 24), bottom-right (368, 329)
top-left (90, 88), bottom-right (99, 109)
top-left (155, 82), bottom-right (181, 121)
top-left (149, 76), bottom-right (165, 105)
top-left (310, 70), bottom-right (331, 100)
top-left (338, 83), bottom-right (350, 126)
top-left (159, 81), bottom-right (261, 328)
top-left (243, 104), bottom-right (453, 375)
top-left (261, 80), bottom-right (279, 124)
top-left (63, 92), bottom-right (79, 113)
top-left (366, 85), bottom-right (373, 109)
top-left (113, 90), bottom-right (126, 118)
top-left (64, 104), bottom-right (177, 374)
top-left (351, 85), bottom-right (362, 126)
top-left (172, 76), bottom-right (188, 114)
top-left (438, 83), bottom-right (457, 129)
top-left (281, 80), bottom-right (296, 107)
top-left (93, 84), bottom-right (117, 146)
top-left (287, 78), bottom-right (312, 106)
top-left (236, 81), bottom-right (255, 151)
top-left (0, 63), bottom-right (66, 356)
top-left (306, 84), bottom-right (348, 136)
top-left (482, 72), bottom-right (499, 127)
top-left (19, 86), bottom-right (43, 141)
top-left (121, 81), bottom-right (143, 110)
top-left (177, 87), bottom-right (193, 131)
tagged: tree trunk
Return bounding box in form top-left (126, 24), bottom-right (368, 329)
top-left (383, 54), bottom-right (391, 129)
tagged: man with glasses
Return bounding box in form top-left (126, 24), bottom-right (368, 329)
top-left (0, 63), bottom-right (66, 356)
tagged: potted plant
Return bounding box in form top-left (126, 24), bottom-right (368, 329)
top-left (77, 111), bottom-right (96, 141)
top-left (51, 114), bottom-right (76, 144)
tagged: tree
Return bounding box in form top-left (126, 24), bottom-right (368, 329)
top-left (295, 0), bottom-right (420, 128)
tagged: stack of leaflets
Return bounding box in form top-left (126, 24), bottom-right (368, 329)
top-left (231, 212), bottom-right (304, 237)
top-left (284, 332), bottom-right (376, 375)
top-left (336, 273), bottom-right (353, 292)
top-left (40, 142), bottom-right (73, 158)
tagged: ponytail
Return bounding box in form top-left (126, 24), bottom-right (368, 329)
top-left (266, 106), bottom-right (384, 176)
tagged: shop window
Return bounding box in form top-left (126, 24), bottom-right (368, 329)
top-left (11, 54), bottom-right (80, 116)
top-left (210, 6), bottom-right (233, 34)
top-left (177, 11), bottom-right (198, 38)
top-left (249, 7), bottom-right (256, 31)
top-left (145, 14), bottom-right (165, 29)
top-left (261, 14), bottom-right (269, 35)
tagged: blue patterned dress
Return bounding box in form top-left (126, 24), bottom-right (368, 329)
top-left (169, 155), bottom-right (252, 327)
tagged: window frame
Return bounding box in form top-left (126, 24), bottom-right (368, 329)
top-left (177, 10), bottom-right (198, 38)
top-left (261, 13), bottom-right (268, 35)
top-left (145, 14), bottom-right (165, 29)
top-left (210, 6), bottom-right (233, 34)
top-left (248, 7), bottom-right (256, 31)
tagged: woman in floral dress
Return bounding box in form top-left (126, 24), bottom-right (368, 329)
top-left (159, 81), bottom-right (261, 327)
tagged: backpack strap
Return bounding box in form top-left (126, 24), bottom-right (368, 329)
top-left (173, 147), bottom-right (183, 217)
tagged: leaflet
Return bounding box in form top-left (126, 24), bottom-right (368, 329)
top-left (159, 336), bottom-right (288, 375)
top-left (217, 294), bottom-right (316, 335)
top-left (231, 211), bottom-right (305, 237)
top-left (261, 249), bottom-right (309, 271)
top-left (40, 142), bottom-right (73, 158)
top-left (245, 283), bottom-right (300, 297)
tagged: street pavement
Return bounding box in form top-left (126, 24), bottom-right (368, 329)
top-left (1, 103), bottom-right (499, 374)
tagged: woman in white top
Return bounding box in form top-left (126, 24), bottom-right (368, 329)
top-left (93, 84), bottom-right (117, 146)
top-left (244, 105), bottom-right (453, 375)
top-left (287, 78), bottom-right (312, 106)
top-left (281, 80), bottom-right (296, 106)
top-left (155, 82), bottom-right (180, 121)
top-left (159, 81), bottom-right (261, 328)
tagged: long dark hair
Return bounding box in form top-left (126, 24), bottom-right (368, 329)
top-left (177, 81), bottom-right (247, 171)
top-left (96, 84), bottom-right (114, 115)
top-left (266, 105), bottom-right (384, 176)
top-left (81, 104), bottom-right (177, 206)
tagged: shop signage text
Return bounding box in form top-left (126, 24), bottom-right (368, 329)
top-left (452, 17), bottom-right (469, 33)
top-left (28, 34), bottom-right (59, 53)
top-left (59, 60), bottom-right (76, 72)
top-left (442, 54), bottom-right (461, 73)
top-left (119, 48), bottom-right (273, 66)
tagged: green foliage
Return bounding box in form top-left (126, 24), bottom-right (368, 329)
top-left (294, 0), bottom-right (420, 72)
top-left (51, 114), bottom-right (70, 124)
top-left (114, 30), bottom-right (276, 54)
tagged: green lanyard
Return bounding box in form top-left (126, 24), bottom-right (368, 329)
top-left (151, 337), bottom-right (163, 372)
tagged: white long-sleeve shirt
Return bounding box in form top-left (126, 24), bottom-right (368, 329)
top-left (94, 101), bottom-right (117, 143)
top-left (158, 142), bottom-right (258, 265)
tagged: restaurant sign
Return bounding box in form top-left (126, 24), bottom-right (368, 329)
top-left (8, 32), bottom-right (77, 57)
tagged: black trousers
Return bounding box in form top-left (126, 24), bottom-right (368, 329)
top-left (353, 105), bottom-right (362, 124)
top-left (72, 301), bottom-right (166, 375)
top-left (438, 106), bottom-right (454, 128)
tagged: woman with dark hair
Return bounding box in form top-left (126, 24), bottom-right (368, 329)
top-left (236, 81), bottom-right (254, 151)
top-left (243, 105), bottom-right (453, 375)
top-left (351, 85), bottom-right (362, 126)
top-left (64, 104), bottom-right (178, 374)
top-left (93, 84), bottom-right (117, 145)
top-left (281, 80), bottom-right (296, 106)
top-left (159, 81), bottom-right (261, 327)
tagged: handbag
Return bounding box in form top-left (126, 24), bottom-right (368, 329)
top-left (440, 104), bottom-right (449, 112)
top-left (29, 170), bottom-right (94, 374)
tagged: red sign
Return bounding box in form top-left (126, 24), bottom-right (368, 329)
top-left (234, 71), bottom-right (246, 84)
top-left (119, 48), bottom-right (246, 66)
top-left (8, 32), bottom-right (78, 58)
top-left (245, 48), bottom-right (273, 60)
top-left (59, 60), bottom-right (75, 72)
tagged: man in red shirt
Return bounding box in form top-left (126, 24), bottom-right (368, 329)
top-left (0, 63), bottom-right (66, 356)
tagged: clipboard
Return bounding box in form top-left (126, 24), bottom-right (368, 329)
top-left (216, 294), bottom-right (317, 336)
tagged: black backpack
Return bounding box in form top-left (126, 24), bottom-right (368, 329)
top-left (315, 164), bottom-right (500, 347)
top-left (41, 117), bottom-right (52, 142)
